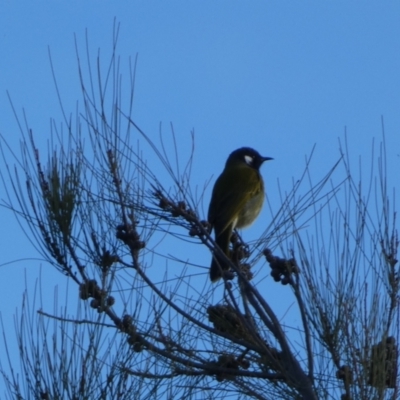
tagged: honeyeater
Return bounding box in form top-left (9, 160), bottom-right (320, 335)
top-left (208, 147), bottom-right (273, 282)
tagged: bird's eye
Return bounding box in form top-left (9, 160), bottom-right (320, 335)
top-left (244, 155), bottom-right (253, 165)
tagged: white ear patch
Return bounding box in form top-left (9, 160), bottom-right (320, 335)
top-left (244, 155), bottom-right (253, 165)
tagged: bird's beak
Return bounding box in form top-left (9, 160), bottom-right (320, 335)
top-left (263, 156), bottom-right (274, 162)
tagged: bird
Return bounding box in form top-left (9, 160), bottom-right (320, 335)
top-left (208, 147), bottom-right (273, 282)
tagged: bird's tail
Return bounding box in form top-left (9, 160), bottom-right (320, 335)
top-left (210, 227), bottom-right (232, 282)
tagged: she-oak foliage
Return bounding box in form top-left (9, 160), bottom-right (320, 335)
top-left (0, 25), bottom-right (398, 400)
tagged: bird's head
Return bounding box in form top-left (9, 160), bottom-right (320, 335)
top-left (226, 147), bottom-right (273, 170)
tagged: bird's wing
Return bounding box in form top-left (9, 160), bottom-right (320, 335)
top-left (208, 166), bottom-right (261, 234)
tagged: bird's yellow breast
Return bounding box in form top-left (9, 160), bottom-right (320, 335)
top-left (236, 189), bottom-right (265, 228)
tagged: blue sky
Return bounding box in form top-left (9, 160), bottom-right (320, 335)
top-left (0, 2), bottom-right (399, 395)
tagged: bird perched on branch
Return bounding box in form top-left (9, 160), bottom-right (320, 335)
top-left (208, 147), bottom-right (273, 282)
